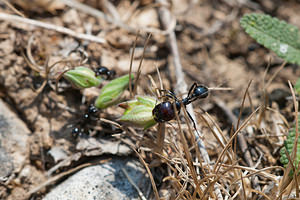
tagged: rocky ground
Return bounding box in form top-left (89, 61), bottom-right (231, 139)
top-left (1, 0), bottom-right (300, 199)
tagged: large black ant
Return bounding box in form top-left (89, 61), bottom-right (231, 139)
top-left (152, 83), bottom-right (209, 130)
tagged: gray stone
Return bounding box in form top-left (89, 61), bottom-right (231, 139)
top-left (0, 148), bottom-right (13, 181)
top-left (43, 158), bottom-right (150, 200)
top-left (0, 99), bottom-right (30, 181)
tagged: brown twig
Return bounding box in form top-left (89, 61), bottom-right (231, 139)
top-left (133, 34), bottom-right (152, 96)
top-left (0, 0), bottom-right (26, 17)
top-left (0, 13), bottom-right (106, 44)
top-left (121, 168), bottom-right (147, 200)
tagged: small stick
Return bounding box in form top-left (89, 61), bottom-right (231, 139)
top-left (129, 32), bottom-right (139, 97)
top-left (25, 162), bottom-right (93, 198)
top-left (0, 13), bottom-right (106, 44)
top-left (133, 33), bottom-right (152, 96)
top-left (1, 0), bottom-right (26, 17)
top-left (121, 168), bottom-right (147, 200)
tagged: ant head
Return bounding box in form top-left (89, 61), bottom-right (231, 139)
top-left (106, 70), bottom-right (116, 80)
top-left (95, 66), bottom-right (116, 80)
top-left (95, 66), bottom-right (108, 76)
top-left (192, 85), bottom-right (209, 99)
top-left (182, 84), bottom-right (209, 105)
top-left (87, 104), bottom-right (98, 114)
top-left (71, 127), bottom-right (87, 138)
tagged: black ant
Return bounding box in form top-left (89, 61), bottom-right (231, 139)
top-left (94, 66), bottom-right (116, 80)
top-left (71, 66), bottom-right (115, 138)
top-left (71, 104), bottom-right (99, 138)
top-left (152, 83), bottom-right (209, 130)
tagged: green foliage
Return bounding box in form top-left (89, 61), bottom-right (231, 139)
top-left (240, 13), bottom-right (300, 65)
top-left (95, 74), bottom-right (134, 109)
top-left (295, 78), bottom-right (300, 95)
top-left (63, 66), bottom-right (102, 89)
top-left (119, 96), bottom-right (157, 129)
top-left (280, 117), bottom-right (300, 174)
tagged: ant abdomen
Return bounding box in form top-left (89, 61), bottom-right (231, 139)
top-left (152, 101), bottom-right (181, 123)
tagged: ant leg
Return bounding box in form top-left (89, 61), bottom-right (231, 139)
top-left (187, 82), bottom-right (197, 97)
top-left (160, 89), bottom-right (179, 101)
top-left (186, 109), bottom-right (200, 134)
top-left (183, 83), bottom-right (197, 105)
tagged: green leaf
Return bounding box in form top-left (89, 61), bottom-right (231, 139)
top-left (295, 78), bottom-right (300, 95)
top-left (63, 66), bottom-right (102, 89)
top-left (95, 74), bottom-right (134, 109)
top-left (119, 96), bottom-right (157, 129)
top-left (280, 116), bottom-right (300, 175)
top-left (240, 13), bottom-right (300, 65)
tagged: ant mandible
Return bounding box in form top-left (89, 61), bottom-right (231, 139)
top-left (152, 83), bottom-right (209, 130)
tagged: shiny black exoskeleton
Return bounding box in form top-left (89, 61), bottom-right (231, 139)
top-left (71, 104), bottom-right (99, 138)
top-left (152, 83), bottom-right (209, 124)
top-left (95, 66), bottom-right (116, 80)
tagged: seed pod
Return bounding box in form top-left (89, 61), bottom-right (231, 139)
top-left (119, 96), bottom-right (157, 129)
top-left (95, 74), bottom-right (134, 109)
top-left (64, 66), bottom-right (102, 89)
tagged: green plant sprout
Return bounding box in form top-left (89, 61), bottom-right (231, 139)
top-left (119, 96), bottom-right (157, 129)
top-left (241, 13), bottom-right (300, 65)
top-left (241, 13), bottom-right (300, 173)
top-left (279, 116), bottom-right (300, 174)
top-left (95, 74), bottom-right (134, 109)
top-left (295, 78), bottom-right (300, 96)
top-left (63, 66), bottom-right (103, 89)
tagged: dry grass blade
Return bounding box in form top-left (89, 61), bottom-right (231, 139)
top-left (0, 13), bottom-right (106, 44)
top-left (250, 189), bottom-right (272, 200)
top-left (129, 32), bottom-right (139, 97)
top-left (265, 62), bottom-right (287, 89)
top-left (121, 139), bottom-right (160, 200)
top-left (25, 160), bottom-right (111, 198)
top-left (155, 123), bottom-right (165, 154)
top-left (1, 0), bottom-right (26, 17)
top-left (133, 33), bottom-right (152, 95)
top-left (214, 106), bottom-right (261, 174)
top-left (241, 173), bottom-right (247, 199)
top-left (121, 168), bottom-right (147, 200)
top-left (236, 80), bottom-right (253, 130)
top-left (278, 81), bottom-right (300, 198)
top-left (173, 103), bottom-right (203, 197)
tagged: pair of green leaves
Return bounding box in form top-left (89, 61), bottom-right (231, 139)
top-left (63, 66), bottom-right (134, 109)
top-left (64, 66), bottom-right (156, 129)
top-left (119, 96), bottom-right (157, 129)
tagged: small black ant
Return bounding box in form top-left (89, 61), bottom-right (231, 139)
top-left (95, 66), bottom-right (116, 80)
top-left (71, 66), bottom-right (115, 138)
top-left (71, 104), bottom-right (99, 138)
top-left (152, 83), bottom-right (209, 130)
